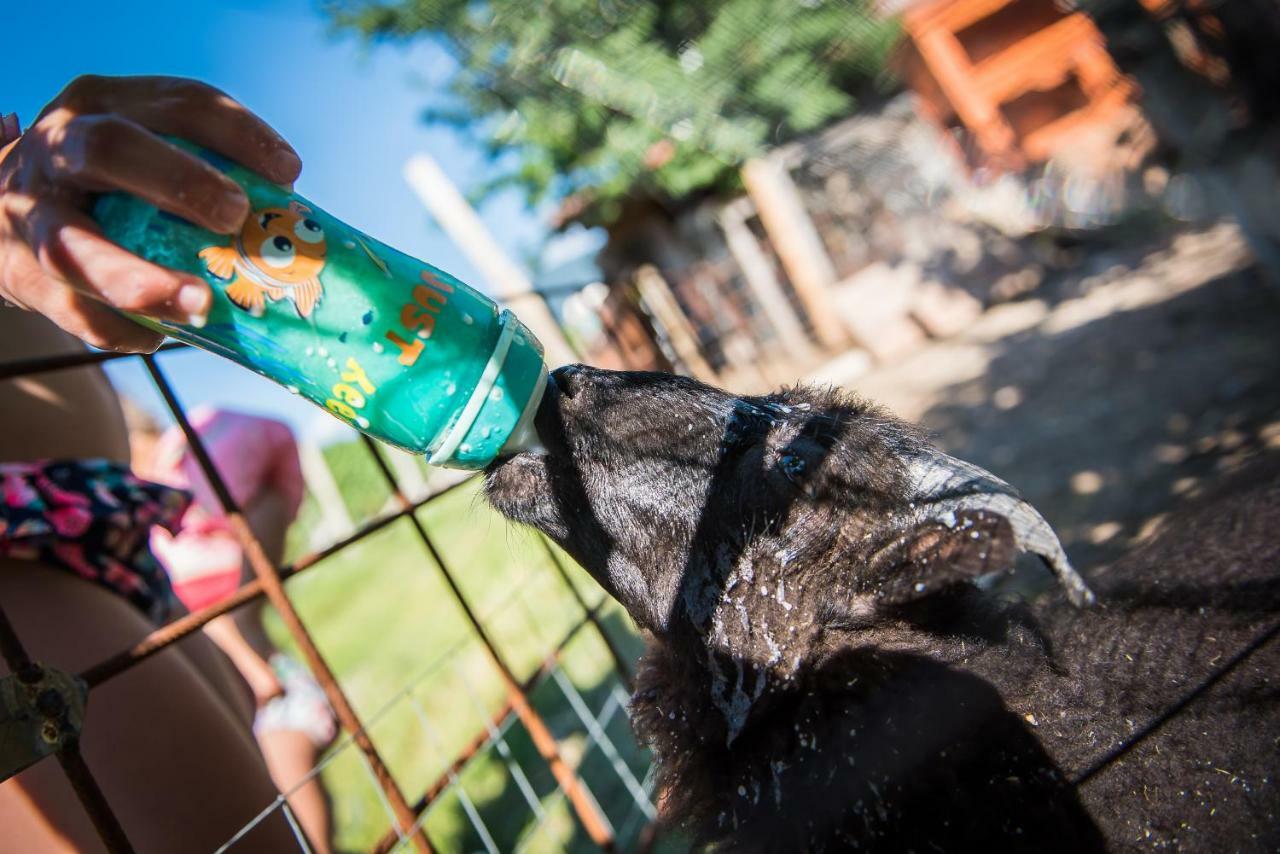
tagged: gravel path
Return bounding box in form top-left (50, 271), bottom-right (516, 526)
top-left (816, 222), bottom-right (1280, 582)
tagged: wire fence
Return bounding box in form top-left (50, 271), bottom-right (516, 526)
top-left (0, 284), bottom-right (668, 853)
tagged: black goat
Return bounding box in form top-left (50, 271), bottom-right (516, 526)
top-left (485, 366), bottom-right (1280, 852)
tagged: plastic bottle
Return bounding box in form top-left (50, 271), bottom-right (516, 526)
top-left (92, 141), bottom-right (547, 470)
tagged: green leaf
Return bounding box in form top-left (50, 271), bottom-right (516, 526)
top-left (330, 0), bottom-right (899, 220)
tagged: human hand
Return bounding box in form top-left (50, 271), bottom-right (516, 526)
top-left (0, 75), bottom-right (301, 352)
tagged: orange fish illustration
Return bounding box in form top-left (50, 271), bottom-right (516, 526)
top-left (199, 201), bottom-right (326, 318)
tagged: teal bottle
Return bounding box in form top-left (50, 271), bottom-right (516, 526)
top-left (92, 141), bottom-right (547, 470)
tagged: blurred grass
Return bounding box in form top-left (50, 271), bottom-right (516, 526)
top-left (262, 440), bottom-right (657, 852)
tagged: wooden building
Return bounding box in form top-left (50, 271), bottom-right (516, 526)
top-left (895, 0), bottom-right (1136, 170)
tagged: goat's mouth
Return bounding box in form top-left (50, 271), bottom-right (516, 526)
top-left (483, 450), bottom-right (551, 529)
top-left (488, 371), bottom-right (565, 465)
top-left (533, 369), bottom-right (570, 454)
top-left (484, 371), bottom-right (567, 520)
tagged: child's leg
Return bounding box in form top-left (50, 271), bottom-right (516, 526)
top-left (0, 309), bottom-right (296, 849)
top-left (258, 729), bottom-right (333, 854)
top-left (0, 306), bottom-right (132, 465)
top-left (0, 558), bottom-right (299, 852)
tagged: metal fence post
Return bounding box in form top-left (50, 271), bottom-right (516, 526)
top-left (360, 436), bottom-right (617, 851)
top-left (143, 356), bottom-right (434, 853)
top-left (0, 604), bottom-right (135, 853)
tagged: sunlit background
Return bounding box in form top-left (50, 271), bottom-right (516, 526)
top-left (5, 1), bottom-right (1279, 851)
top-left (6, 0), bottom-right (604, 444)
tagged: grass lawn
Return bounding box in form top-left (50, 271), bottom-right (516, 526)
top-left (262, 440), bottom-right (659, 852)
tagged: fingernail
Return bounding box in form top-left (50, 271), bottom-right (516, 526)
top-left (176, 282), bottom-right (210, 323)
top-left (216, 191), bottom-right (249, 231)
top-left (0, 113), bottom-right (20, 147)
top-left (272, 148), bottom-right (302, 181)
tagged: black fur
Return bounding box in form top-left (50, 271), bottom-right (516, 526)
top-left (486, 365), bottom-right (1280, 852)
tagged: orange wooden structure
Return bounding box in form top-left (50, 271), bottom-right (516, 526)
top-left (897, 0), bottom-right (1135, 170)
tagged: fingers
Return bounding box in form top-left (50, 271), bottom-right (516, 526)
top-left (58, 75), bottom-right (301, 184)
top-left (0, 247), bottom-right (164, 353)
top-left (51, 288), bottom-right (167, 353)
top-left (0, 74), bottom-right (301, 354)
top-left (52, 114), bottom-right (249, 233)
top-left (9, 192), bottom-right (211, 327)
top-left (1, 113), bottom-right (20, 147)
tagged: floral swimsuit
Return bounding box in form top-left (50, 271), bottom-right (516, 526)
top-left (0, 459), bottom-right (189, 623)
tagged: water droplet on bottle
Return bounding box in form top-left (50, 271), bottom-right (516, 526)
top-left (459, 443), bottom-right (471, 454)
top-left (443, 382), bottom-right (456, 396)
top-left (489, 387), bottom-right (504, 402)
top-left (338, 332), bottom-right (348, 343)
top-left (372, 341), bottom-right (384, 354)
top-left (356, 416), bottom-right (370, 429)
top-left (343, 239), bottom-right (356, 249)
top-left (327, 358), bottom-right (337, 369)
top-left (361, 310), bottom-right (374, 326)
top-left (286, 385), bottom-right (299, 395)
top-left (318, 347), bottom-right (329, 358)
top-left (482, 427), bottom-right (493, 439)
top-left (305, 347), bottom-right (314, 357)
top-left (417, 329), bottom-right (430, 339)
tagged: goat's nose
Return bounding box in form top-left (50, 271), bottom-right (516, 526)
top-left (551, 364), bottom-right (587, 399)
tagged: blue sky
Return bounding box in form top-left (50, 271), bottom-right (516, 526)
top-left (5, 0), bottom-right (601, 444)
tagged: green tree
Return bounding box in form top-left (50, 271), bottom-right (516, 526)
top-left (329, 0), bottom-right (899, 223)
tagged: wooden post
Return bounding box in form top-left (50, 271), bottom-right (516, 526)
top-left (718, 198), bottom-right (817, 361)
top-left (383, 445), bottom-right (430, 501)
top-left (633, 265), bottom-right (718, 381)
top-left (403, 154), bottom-right (578, 367)
top-left (910, 25), bottom-right (1018, 163)
top-left (740, 156), bottom-right (847, 349)
top-left (299, 441), bottom-right (354, 549)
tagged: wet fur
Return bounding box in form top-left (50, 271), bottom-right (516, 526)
top-left (486, 366), bottom-right (1280, 852)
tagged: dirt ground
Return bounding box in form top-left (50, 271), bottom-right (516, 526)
top-left (812, 221), bottom-right (1280, 587)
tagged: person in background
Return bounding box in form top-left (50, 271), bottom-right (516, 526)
top-left (127, 402), bottom-right (336, 854)
top-left (0, 75), bottom-right (311, 850)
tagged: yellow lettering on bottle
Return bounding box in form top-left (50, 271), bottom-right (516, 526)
top-left (341, 357), bottom-right (376, 394)
top-left (326, 398), bottom-right (358, 420)
top-left (332, 383), bottom-right (366, 408)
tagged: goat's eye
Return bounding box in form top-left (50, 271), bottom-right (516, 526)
top-left (779, 451), bottom-right (807, 483)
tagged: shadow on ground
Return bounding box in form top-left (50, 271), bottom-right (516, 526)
top-left (913, 252), bottom-right (1280, 582)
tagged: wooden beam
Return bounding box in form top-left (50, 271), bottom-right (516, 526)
top-left (718, 200), bottom-right (817, 361)
top-left (912, 24), bottom-right (1019, 162)
top-left (740, 157), bottom-right (846, 349)
top-left (968, 15), bottom-right (1098, 106)
top-left (403, 154), bottom-right (577, 367)
top-left (633, 265), bottom-right (718, 381)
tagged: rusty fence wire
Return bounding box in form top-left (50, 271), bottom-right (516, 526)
top-left (0, 286), bottom-right (666, 853)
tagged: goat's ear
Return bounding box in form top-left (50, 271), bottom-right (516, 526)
top-left (862, 509), bottom-right (1018, 606)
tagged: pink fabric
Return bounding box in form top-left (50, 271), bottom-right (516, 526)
top-left (150, 407), bottom-right (304, 612)
top-left (153, 406), bottom-right (305, 520)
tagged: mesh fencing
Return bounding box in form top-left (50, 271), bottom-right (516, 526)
top-left (0, 291), bottom-right (666, 853)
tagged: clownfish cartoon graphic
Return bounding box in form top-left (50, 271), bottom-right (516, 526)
top-left (199, 201), bottom-right (326, 318)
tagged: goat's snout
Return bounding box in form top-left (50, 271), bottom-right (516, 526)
top-left (549, 363), bottom-right (586, 399)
